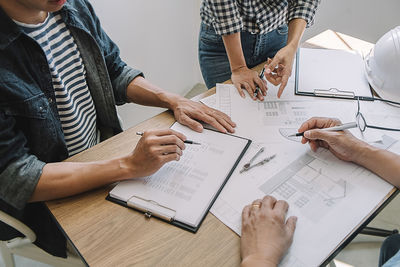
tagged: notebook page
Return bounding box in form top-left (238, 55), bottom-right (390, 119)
top-left (109, 122), bottom-right (249, 227)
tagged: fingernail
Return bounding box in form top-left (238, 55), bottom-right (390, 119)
top-left (266, 68), bottom-right (271, 74)
top-left (304, 131), bottom-right (310, 138)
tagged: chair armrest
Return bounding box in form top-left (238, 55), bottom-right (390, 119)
top-left (0, 210), bottom-right (36, 242)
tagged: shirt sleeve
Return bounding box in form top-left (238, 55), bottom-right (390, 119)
top-left (204, 0), bottom-right (243, 35)
top-left (82, 0), bottom-right (144, 105)
top-left (0, 111), bottom-right (45, 210)
top-left (288, 0), bottom-right (321, 27)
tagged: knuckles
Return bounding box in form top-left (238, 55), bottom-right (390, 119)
top-left (143, 136), bottom-right (156, 147)
top-left (331, 117), bottom-right (342, 125)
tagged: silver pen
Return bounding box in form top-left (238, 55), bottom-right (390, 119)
top-left (288, 122), bottom-right (358, 137)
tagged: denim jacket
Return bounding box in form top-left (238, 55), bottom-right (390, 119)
top-left (0, 0), bottom-right (142, 256)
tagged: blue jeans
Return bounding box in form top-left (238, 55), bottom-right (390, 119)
top-left (198, 23), bottom-right (288, 89)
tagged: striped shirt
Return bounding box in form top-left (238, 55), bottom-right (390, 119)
top-left (15, 12), bottom-right (99, 156)
top-left (201, 0), bottom-right (320, 36)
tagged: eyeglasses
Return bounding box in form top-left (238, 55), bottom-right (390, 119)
top-left (356, 97), bottom-right (400, 132)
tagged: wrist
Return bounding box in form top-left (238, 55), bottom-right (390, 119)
top-left (352, 141), bottom-right (375, 165)
top-left (285, 42), bottom-right (298, 53)
top-left (231, 64), bottom-right (248, 73)
top-left (156, 91), bottom-right (181, 111)
top-left (118, 155), bottom-right (138, 180)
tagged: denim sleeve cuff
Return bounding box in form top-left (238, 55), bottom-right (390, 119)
top-left (112, 65), bottom-right (144, 105)
top-left (288, 0), bottom-right (320, 28)
top-left (0, 154), bottom-right (45, 210)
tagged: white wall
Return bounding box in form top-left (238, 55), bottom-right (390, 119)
top-left (303, 0), bottom-right (400, 43)
top-left (91, 0), bottom-right (202, 129)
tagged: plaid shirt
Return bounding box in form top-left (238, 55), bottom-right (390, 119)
top-left (200, 0), bottom-right (320, 35)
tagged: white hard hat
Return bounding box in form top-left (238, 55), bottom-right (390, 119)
top-left (364, 26), bottom-right (400, 102)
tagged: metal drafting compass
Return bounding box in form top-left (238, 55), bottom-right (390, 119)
top-left (240, 147), bottom-right (276, 173)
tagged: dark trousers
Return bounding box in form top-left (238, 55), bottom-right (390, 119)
top-left (379, 234), bottom-right (400, 266)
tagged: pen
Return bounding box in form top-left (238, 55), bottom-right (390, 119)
top-left (254, 67), bottom-right (266, 98)
top-left (136, 131), bottom-right (201, 145)
top-left (288, 122), bottom-right (358, 137)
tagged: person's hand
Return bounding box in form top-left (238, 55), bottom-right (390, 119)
top-left (231, 66), bottom-right (267, 101)
top-left (170, 96), bottom-right (236, 133)
top-left (265, 45), bottom-right (297, 98)
top-left (125, 129), bottom-right (186, 178)
top-left (299, 117), bottom-right (369, 162)
top-left (241, 196), bottom-right (297, 267)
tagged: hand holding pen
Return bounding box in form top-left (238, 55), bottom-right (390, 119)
top-left (125, 129), bottom-right (189, 178)
top-left (296, 117), bottom-right (365, 162)
top-left (253, 67), bottom-right (266, 99)
top-left (231, 66), bottom-right (267, 101)
top-left (289, 122), bottom-right (358, 137)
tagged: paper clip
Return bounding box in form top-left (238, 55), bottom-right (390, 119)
top-left (127, 195), bottom-right (176, 222)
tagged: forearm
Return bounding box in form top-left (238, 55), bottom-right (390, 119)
top-left (222, 32), bottom-right (247, 71)
top-left (30, 157), bottom-right (132, 202)
top-left (126, 76), bottom-right (179, 109)
top-left (355, 144), bottom-right (400, 188)
top-left (286, 18), bottom-right (307, 49)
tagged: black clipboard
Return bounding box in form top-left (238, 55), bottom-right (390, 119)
top-left (106, 132), bottom-right (251, 233)
top-left (294, 48), bottom-right (375, 101)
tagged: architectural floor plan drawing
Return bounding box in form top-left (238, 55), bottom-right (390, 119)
top-left (210, 70), bottom-right (400, 267)
top-left (259, 152), bottom-right (350, 223)
top-left (211, 136), bottom-right (398, 267)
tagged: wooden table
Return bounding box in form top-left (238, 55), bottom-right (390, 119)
top-left (46, 30), bottom-right (378, 267)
